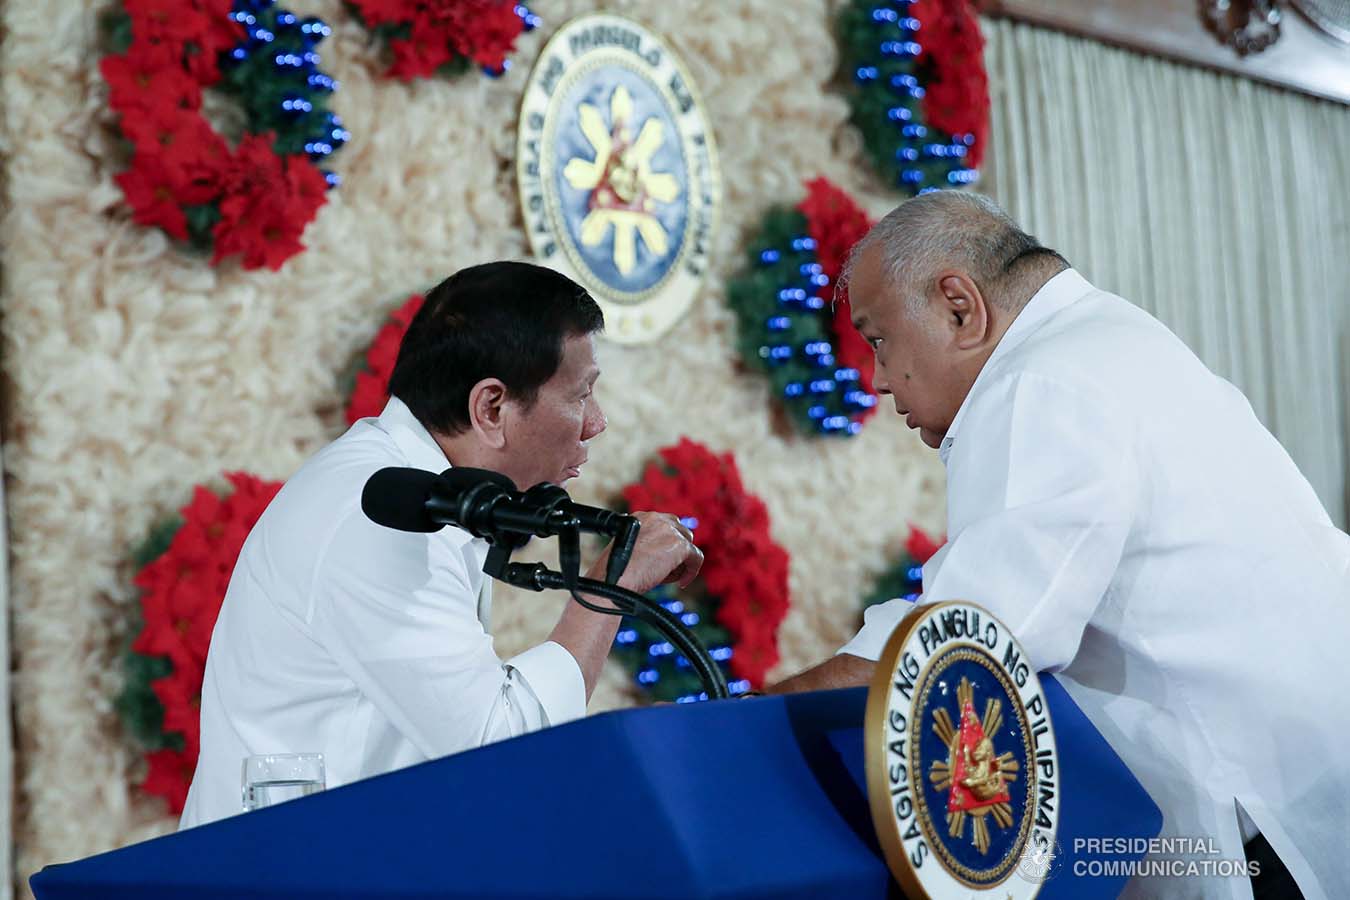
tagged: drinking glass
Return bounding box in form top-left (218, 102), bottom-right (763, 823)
top-left (241, 753), bottom-right (325, 812)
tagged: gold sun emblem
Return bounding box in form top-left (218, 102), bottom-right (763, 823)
top-left (562, 84), bottom-right (682, 276)
top-left (928, 677), bottom-right (1021, 855)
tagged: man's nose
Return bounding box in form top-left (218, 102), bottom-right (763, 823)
top-left (582, 401), bottom-right (607, 440)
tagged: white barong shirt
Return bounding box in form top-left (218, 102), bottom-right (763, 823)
top-left (181, 398), bottom-right (585, 828)
top-left (842, 270), bottom-right (1350, 900)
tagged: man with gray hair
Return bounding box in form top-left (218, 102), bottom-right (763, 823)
top-left (773, 191), bottom-right (1349, 900)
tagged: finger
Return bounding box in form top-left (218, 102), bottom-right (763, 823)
top-left (674, 544), bottom-right (705, 588)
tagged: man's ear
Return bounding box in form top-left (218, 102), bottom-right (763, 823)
top-left (937, 271), bottom-right (990, 351)
top-left (466, 378), bottom-right (509, 449)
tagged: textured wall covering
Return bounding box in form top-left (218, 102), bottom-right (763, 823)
top-left (2, 1), bottom-right (1346, 894)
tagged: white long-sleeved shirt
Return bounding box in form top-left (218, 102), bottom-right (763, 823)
top-left (180, 397), bottom-right (585, 828)
top-left (841, 270), bottom-right (1350, 900)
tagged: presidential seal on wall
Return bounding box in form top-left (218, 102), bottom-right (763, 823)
top-left (517, 14), bottom-right (720, 344)
top-left (865, 601), bottom-right (1060, 899)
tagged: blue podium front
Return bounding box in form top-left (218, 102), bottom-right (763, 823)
top-left (31, 679), bottom-right (1161, 899)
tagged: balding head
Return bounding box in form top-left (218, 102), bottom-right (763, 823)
top-left (844, 191), bottom-right (1067, 314)
top-left (842, 192), bottom-right (1070, 450)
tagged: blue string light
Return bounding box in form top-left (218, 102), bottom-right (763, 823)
top-left (214, 2), bottom-right (346, 179)
top-left (844, 0), bottom-right (984, 195)
top-left (745, 225), bottom-right (879, 436)
top-left (515, 3), bottom-right (541, 31)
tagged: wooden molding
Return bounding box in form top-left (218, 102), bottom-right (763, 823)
top-left (980, 0), bottom-right (1350, 105)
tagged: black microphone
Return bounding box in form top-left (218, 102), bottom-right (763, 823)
top-left (519, 483), bottom-right (640, 583)
top-left (360, 467), bottom-right (454, 533)
top-left (361, 467), bottom-right (639, 565)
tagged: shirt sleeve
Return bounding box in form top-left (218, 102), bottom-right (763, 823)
top-left (310, 505), bottom-right (585, 759)
top-left (840, 371), bottom-right (1139, 671)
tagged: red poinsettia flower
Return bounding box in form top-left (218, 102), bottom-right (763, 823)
top-left (443, 0), bottom-right (527, 69)
top-left (909, 0), bottom-right (990, 167)
top-left (624, 440), bottom-right (791, 689)
top-left (797, 180), bottom-right (879, 408)
top-left (211, 135), bottom-right (329, 270)
top-left (174, 0), bottom-right (247, 84)
top-left (101, 43), bottom-right (202, 115)
top-left (130, 472), bottom-right (282, 812)
top-left (798, 177), bottom-right (871, 279)
top-left (153, 659), bottom-right (205, 747)
top-left (349, 0), bottom-right (416, 24)
top-left (353, 0), bottom-right (527, 79)
top-left (389, 21), bottom-right (459, 79)
top-left (123, 0), bottom-right (215, 50)
top-left (141, 747), bottom-right (199, 814)
top-left (347, 295), bottom-right (426, 424)
top-left (116, 152), bottom-right (195, 240)
top-left (120, 110), bottom-right (229, 212)
top-left (797, 177), bottom-right (879, 404)
top-left (905, 525), bottom-right (945, 565)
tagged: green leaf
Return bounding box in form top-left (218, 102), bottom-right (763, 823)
top-left (100, 10), bottom-right (134, 55)
top-left (183, 204), bottom-right (221, 250)
top-left (116, 650), bottom-right (182, 752)
top-left (132, 516), bottom-right (183, 569)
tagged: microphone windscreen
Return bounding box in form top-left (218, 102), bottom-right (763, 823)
top-left (361, 467), bottom-right (445, 533)
top-left (438, 466), bottom-right (517, 493)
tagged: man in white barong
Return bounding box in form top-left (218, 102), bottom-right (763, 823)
top-left (181, 262), bottom-right (702, 828)
top-left (774, 192), bottom-right (1350, 900)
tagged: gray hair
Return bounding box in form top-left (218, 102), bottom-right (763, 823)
top-left (841, 191), bottom-right (1066, 312)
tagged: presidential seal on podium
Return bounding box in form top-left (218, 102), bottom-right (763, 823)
top-left (516, 14), bottom-right (720, 344)
top-left (865, 601), bottom-right (1061, 899)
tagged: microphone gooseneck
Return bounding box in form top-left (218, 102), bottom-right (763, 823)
top-left (361, 465), bottom-right (727, 701)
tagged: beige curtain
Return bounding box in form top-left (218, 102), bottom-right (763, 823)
top-left (979, 18), bottom-right (1350, 527)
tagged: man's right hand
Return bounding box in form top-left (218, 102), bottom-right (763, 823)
top-left (587, 511), bottom-right (703, 595)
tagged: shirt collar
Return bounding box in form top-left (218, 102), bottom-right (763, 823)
top-left (376, 396), bottom-right (452, 474)
top-left (938, 268), bottom-right (1095, 466)
top-left (374, 397), bottom-right (489, 566)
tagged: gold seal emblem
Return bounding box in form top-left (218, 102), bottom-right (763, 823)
top-left (517, 14), bottom-right (720, 344)
top-left (865, 601), bottom-right (1060, 899)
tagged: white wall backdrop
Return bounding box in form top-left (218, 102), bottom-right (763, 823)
top-left (1, 2), bottom-right (1346, 897)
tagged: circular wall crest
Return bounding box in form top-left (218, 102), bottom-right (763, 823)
top-left (865, 601), bottom-right (1061, 899)
top-left (517, 14), bottom-right (721, 343)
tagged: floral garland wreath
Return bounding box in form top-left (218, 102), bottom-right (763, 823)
top-left (100, 0), bottom-right (347, 271)
top-left (614, 439), bottom-right (791, 702)
top-left (727, 178), bottom-right (879, 438)
top-left (346, 294), bottom-right (425, 424)
top-left (861, 525), bottom-right (943, 622)
top-left (119, 473), bottom-right (282, 813)
top-left (838, 0), bottom-right (989, 193)
top-left (347, 1), bottom-right (539, 80)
